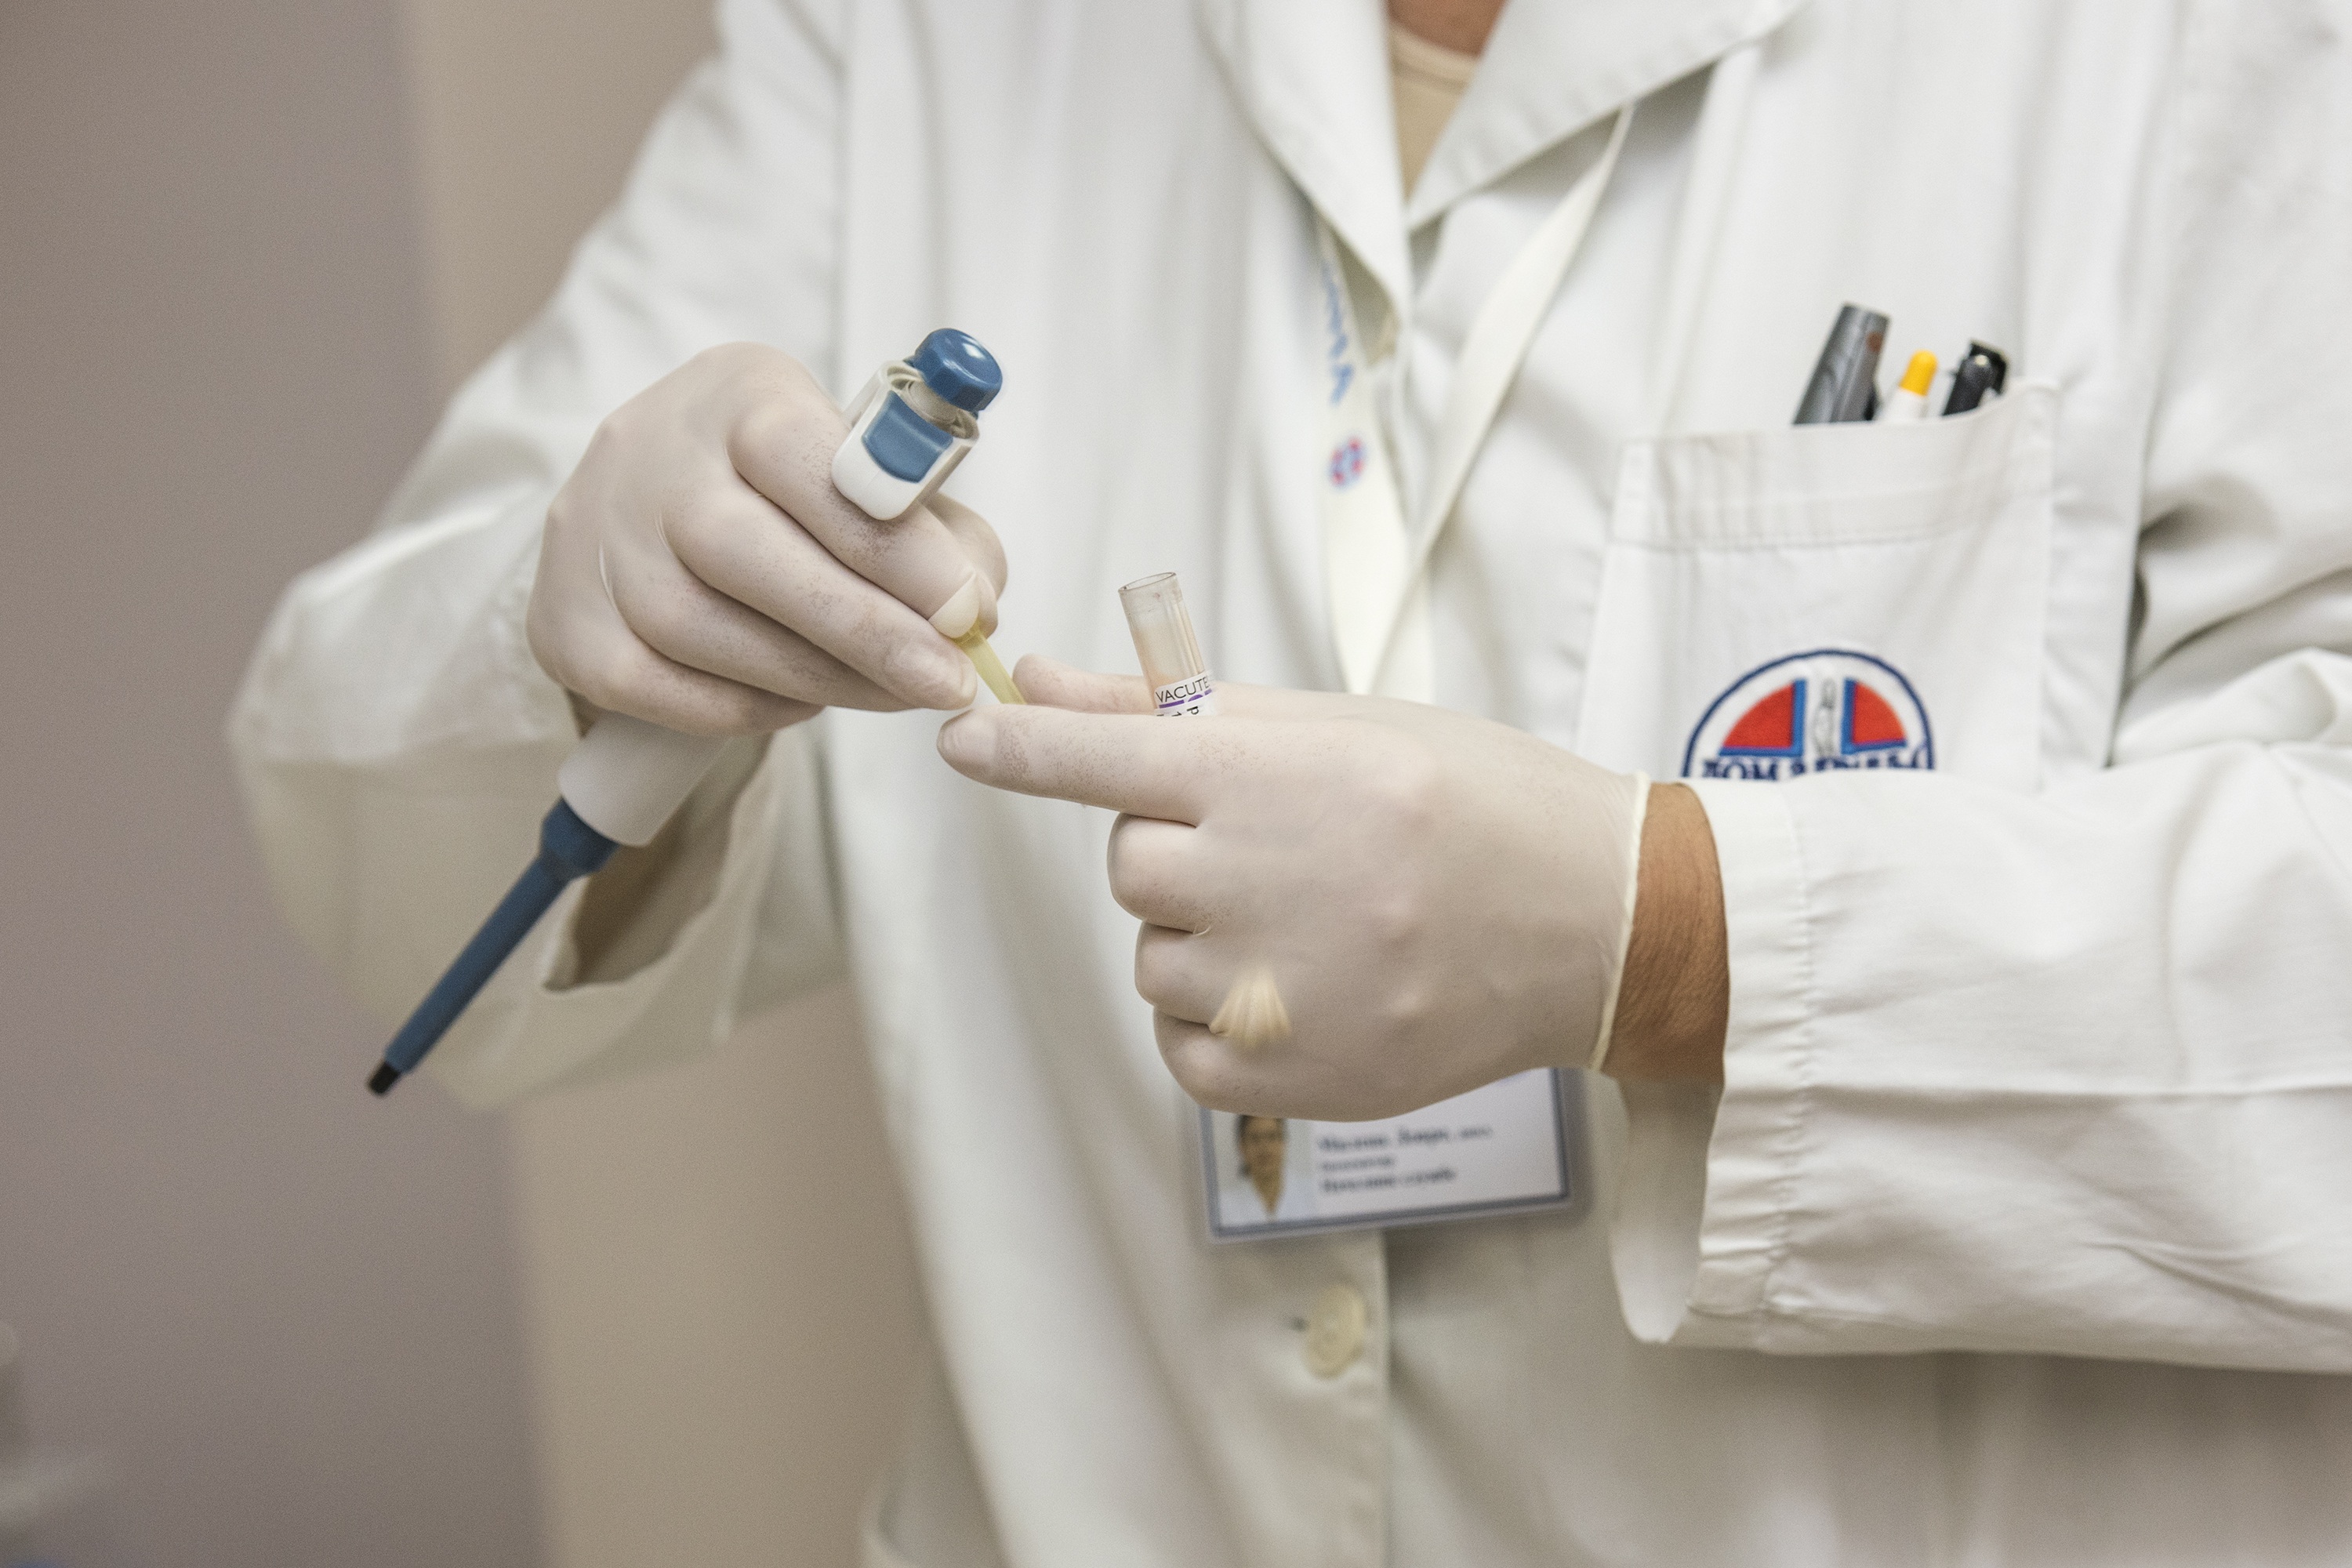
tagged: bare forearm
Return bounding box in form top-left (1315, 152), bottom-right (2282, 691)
top-left (1606, 783), bottom-right (1729, 1082)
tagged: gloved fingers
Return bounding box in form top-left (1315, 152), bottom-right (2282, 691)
top-left (927, 493), bottom-right (1010, 600)
top-left (533, 604), bottom-right (818, 738)
top-left (1108, 814), bottom-right (1216, 929)
top-left (1000, 660), bottom-right (1393, 724)
top-left (605, 551), bottom-right (924, 712)
top-left (1014, 655), bottom-right (1155, 714)
top-left (1134, 923), bottom-right (1223, 1021)
top-left (662, 485), bottom-right (975, 709)
top-left (936, 703), bottom-right (1220, 821)
top-left (1152, 1012), bottom-right (1260, 1114)
top-left (727, 399), bottom-right (993, 638)
top-left (530, 511), bottom-right (808, 733)
top-left (1138, 934), bottom-right (1299, 1065)
top-left (1203, 680), bottom-right (1388, 723)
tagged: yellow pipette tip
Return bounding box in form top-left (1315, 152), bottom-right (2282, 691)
top-left (954, 629), bottom-right (1025, 706)
top-left (1899, 350), bottom-right (1937, 397)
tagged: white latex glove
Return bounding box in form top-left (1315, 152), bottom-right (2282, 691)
top-left (937, 659), bottom-right (1650, 1120)
top-left (528, 343), bottom-right (1007, 735)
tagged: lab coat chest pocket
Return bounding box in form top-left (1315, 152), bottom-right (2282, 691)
top-left (1576, 386), bottom-right (2056, 789)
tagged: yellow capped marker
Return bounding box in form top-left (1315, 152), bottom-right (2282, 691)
top-left (1882, 350), bottom-right (1937, 423)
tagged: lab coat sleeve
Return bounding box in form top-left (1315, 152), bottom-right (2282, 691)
top-left (1612, 2), bottom-right (2352, 1370)
top-left (227, 0), bottom-right (850, 1110)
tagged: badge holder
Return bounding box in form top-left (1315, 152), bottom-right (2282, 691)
top-left (1197, 1069), bottom-right (1588, 1243)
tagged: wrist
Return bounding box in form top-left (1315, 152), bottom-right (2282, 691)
top-left (1602, 782), bottom-right (1729, 1082)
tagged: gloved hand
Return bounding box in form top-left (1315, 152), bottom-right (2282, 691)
top-left (528, 342), bottom-right (1007, 735)
top-left (937, 658), bottom-right (1675, 1120)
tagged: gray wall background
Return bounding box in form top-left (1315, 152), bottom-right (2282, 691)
top-left (1, 2), bottom-right (924, 1563)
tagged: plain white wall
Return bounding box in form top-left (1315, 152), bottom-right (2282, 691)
top-left (0, 3), bottom-right (540, 1563)
top-left (393, 4), bottom-right (931, 1564)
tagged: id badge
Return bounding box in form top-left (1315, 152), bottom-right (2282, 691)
top-left (1200, 1069), bottom-right (1580, 1241)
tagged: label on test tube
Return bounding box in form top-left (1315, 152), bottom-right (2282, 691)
top-left (1123, 572), bottom-right (1219, 718)
top-left (1155, 673), bottom-right (1218, 717)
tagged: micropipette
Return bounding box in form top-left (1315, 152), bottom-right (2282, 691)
top-left (368, 328), bottom-right (1014, 1095)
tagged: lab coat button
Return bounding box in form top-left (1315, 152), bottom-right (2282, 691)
top-left (1304, 1283), bottom-right (1368, 1377)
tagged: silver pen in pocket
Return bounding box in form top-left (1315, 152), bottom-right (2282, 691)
top-left (1794, 303), bottom-right (1889, 425)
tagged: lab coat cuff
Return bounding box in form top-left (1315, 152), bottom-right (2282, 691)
top-left (419, 736), bottom-right (792, 1109)
top-left (1608, 779), bottom-right (1812, 1348)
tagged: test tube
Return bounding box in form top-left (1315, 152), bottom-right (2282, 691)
top-left (1120, 572), bottom-right (1218, 717)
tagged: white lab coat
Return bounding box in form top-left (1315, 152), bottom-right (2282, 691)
top-left (230, 0), bottom-right (2352, 1563)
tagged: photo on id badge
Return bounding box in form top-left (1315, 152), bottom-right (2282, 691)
top-left (1201, 1069), bottom-right (1581, 1240)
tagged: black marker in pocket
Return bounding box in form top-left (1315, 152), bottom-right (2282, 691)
top-left (1942, 342), bottom-right (2010, 416)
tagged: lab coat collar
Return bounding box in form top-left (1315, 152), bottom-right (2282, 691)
top-left (1194, 0), bottom-right (1410, 303)
top-left (1407, 0), bottom-right (1806, 226)
top-left (1195, 0), bottom-right (1809, 299)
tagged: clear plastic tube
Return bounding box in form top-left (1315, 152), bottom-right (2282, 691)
top-left (953, 627), bottom-right (1024, 705)
top-left (1120, 572), bottom-right (1218, 717)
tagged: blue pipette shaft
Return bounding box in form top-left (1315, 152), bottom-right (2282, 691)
top-left (368, 798), bottom-right (617, 1094)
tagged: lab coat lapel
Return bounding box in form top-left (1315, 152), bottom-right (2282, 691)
top-left (1192, 0), bottom-right (1410, 309)
top-left (1406, 0), bottom-right (1809, 227)
top-left (1191, 0), bottom-right (1809, 291)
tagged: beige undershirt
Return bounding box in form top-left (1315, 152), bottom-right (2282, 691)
top-left (1390, 21), bottom-right (1479, 194)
